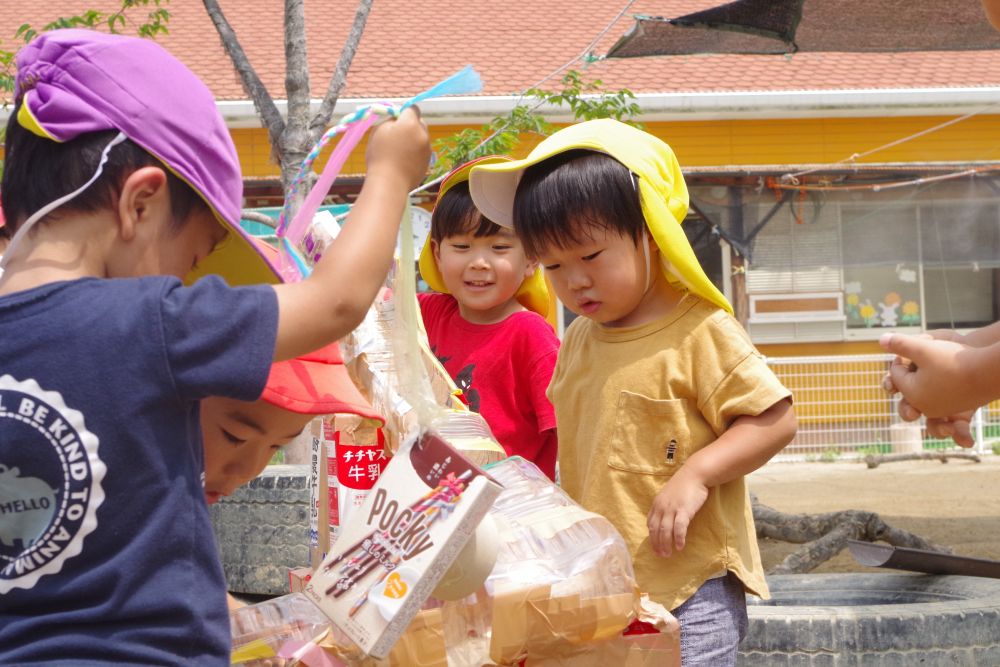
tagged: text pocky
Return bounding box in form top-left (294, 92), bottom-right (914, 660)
top-left (304, 430), bottom-right (502, 658)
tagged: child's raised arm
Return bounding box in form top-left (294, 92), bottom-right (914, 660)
top-left (271, 108), bottom-right (431, 361)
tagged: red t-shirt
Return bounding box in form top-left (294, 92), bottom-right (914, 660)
top-left (418, 292), bottom-right (560, 479)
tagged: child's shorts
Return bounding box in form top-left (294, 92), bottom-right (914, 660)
top-left (671, 571), bottom-right (748, 667)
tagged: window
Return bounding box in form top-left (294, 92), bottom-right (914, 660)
top-left (920, 200), bottom-right (1000, 329)
top-left (742, 176), bottom-right (1000, 341)
top-left (841, 203), bottom-right (920, 331)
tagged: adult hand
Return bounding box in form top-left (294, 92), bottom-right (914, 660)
top-left (925, 413), bottom-right (976, 449)
top-left (880, 333), bottom-right (984, 418)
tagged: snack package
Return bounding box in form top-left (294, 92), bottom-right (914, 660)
top-left (304, 431), bottom-right (503, 659)
top-left (229, 592), bottom-right (332, 666)
top-left (329, 414), bottom-right (390, 542)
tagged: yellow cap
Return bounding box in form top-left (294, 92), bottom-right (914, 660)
top-left (468, 119), bottom-right (731, 315)
top-left (419, 156), bottom-right (551, 316)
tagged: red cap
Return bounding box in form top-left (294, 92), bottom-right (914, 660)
top-left (246, 237), bottom-right (382, 423)
top-left (261, 341), bottom-right (384, 423)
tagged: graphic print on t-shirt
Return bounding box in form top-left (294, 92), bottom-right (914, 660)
top-left (453, 364), bottom-right (481, 413)
top-left (0, 375), bottom-right (105, 594)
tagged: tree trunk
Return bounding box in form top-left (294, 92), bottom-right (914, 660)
top-left (203, 0), bottom-right (372, 208)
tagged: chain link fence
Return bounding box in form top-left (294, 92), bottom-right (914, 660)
top-left (765, 354), bottom-right (999, 462)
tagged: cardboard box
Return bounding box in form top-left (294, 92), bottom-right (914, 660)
top-left (288, 566), bottom-right (313, 594)
top-left (304, 431), bottom-right (502, 659)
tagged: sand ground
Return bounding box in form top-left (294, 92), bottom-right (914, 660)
top-left (748, 454), bottom-right (1000, 573)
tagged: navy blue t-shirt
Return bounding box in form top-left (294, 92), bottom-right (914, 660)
top-left (0, 275), bottom-right (278, 665)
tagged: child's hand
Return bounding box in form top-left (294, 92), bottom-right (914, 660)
top-left (880, 333), bottom-right (983, 418)
top-left (365, 106), bottom-right (431, 191)
top-left (646, 468), bottom-right (709, 558)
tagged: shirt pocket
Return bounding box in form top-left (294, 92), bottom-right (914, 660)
top-left (608, 391), bottom-right (692, 476)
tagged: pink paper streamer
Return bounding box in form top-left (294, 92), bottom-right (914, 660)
top-left (284, 113), bottom-right (378, 248)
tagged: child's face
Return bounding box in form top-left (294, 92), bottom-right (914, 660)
top-left (121, 203), bottom-right (227, 280)
top-left (537, 225), bottom-right (655, 328)
top-left (200, 396), bottom-right (313, 504)
top-left (432, 227), bottom-right (536, 324)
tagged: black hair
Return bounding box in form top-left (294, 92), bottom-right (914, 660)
top-left (512, 149), bottom-right (646, 258)
top-left (1, 106), bottom-right (209, 235)
top-left (430, 181), bottom-right (502, 242)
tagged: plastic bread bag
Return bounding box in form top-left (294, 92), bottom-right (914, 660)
top-left (230, 593), bottom-right (448, 666)
top-left (432, 457), bottom-right (643, 666)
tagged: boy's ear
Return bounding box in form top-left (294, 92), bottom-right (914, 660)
top-left (644, 228), bottom-right (659, 255)
top-left (524, 256), bottom-right (539, 278)
top-left (116, 166), bottom-right (170, 241)
top-left (431, 238), bottom-right (442, 262)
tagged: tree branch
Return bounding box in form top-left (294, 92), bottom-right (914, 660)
top-left (309, 0), bottom-right (373, 143)
top-left (202, 0), bottom-right (285, 147)
top-left (241, 210), bottom-right (278, 228)
top-left (752, 495), bottom-right (951, 574)
top-left (865, 451), bottom-right (981, 469)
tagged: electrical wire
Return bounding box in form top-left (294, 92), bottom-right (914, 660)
top-left (783, 106), bottom-right (1000, 184)
top-left (411, 0), bottom-right (638, 195)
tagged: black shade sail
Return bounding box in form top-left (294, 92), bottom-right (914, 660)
top-left (607, 0), bottom-right (1000, 57)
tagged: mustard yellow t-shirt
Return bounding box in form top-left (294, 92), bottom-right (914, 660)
top-left (549, 296), bottom-right (791, 610)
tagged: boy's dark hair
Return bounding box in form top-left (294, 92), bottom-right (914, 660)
top-left (513, 149), bottom-right (646, 258)
top-left (431, 181), bottom-right (503, 242)
top-left (1, 110), bottom-right (209, 234)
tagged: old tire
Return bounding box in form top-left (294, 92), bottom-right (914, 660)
top-left (209, 465), bottom-right (310, 596)
top-left (739, 573), bottom-right (1000, 666)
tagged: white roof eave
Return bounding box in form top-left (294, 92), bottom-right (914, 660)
top-left (213, 87), bottom-right (1000, 128)
top-left (3, 87), bottom-right (995, 127)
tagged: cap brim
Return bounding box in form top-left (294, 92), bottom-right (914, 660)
top-left (467, 164), bottom-right (524, 229)
top-left (468, 125), bottom-right (624, 229)
top-left (262, 354), bottom-right (384, 423)
top-left (187, 223), bottom-right (283, 286)
top-left (421, 154), bottom-right (514, 294)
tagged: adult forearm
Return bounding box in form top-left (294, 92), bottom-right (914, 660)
top-left (966, 342), bottom-right (1000, 408)
top-left (957, 320), bottom-right (1000, 348)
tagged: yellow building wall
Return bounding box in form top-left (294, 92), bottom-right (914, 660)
top-left (233, 114), bottom-right (1000, 179)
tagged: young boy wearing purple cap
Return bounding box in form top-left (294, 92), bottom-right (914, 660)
top-left (0, 29), bottom-right (429, 666)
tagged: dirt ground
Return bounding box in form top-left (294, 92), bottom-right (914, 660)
top-left (748, 455), bottom-right (1000, 573)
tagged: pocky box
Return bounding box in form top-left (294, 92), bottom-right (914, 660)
top-left (304, 430), bottom-right (502, 658)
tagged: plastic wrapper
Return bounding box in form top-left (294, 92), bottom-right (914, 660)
top-left (436, 457), bottom-right (649, 666)
top-left (230, 593), bottom-right (332, 666)
top-left (339, 257), bottom-right (506, 469)
top-left (234, 459), bottom-right (678, 666)
top-left (229, 593), bottom-right (447, 667)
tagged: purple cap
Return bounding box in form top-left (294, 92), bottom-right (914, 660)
top-left (14, 29), bottom-right (279, 286)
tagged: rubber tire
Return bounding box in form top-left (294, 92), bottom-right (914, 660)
top-left (209, 464), bottom-right (310, 596)
top-left (739, 573), bottom-right (1000, 666)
